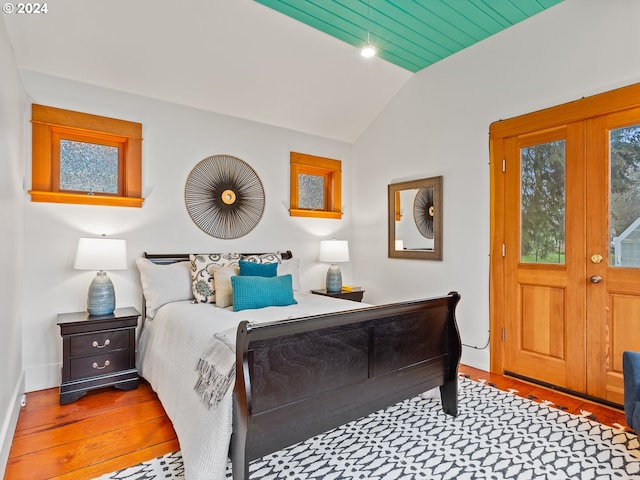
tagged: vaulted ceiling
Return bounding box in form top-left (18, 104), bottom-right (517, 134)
top-left (2, 0), bottom-right (562, 142)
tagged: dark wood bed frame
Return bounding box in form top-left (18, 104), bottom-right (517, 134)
top-left (143, 253), bottom-right (461, 480)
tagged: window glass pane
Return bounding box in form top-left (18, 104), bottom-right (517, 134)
top-left (610, 125), bottom-right (640, 267)
top-left (520, 140), bottom-right (566, 264)
top-left (60, 139), bottom-right (119, 194)
top-left (298, 173), bottom-right (325, 209)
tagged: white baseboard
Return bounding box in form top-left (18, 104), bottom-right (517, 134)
top-left (24, 362), bottom-right (61, 393)
top-left (0, 370), bottom-right (25, 479)
top-left (461, 346), bottom-right (490, 372)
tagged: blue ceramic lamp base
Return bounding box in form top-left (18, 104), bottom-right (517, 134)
top-left (325, 264), bottom-right (343, 293)
top-left (87, 271), bottom-right (116, 316)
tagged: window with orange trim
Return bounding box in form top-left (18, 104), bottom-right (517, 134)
top-left (289, 152), bottom-right (342, 219)
top-left (30, 104), bottom-right (143, 207)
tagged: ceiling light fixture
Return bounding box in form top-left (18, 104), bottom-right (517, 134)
top-left (361, 39), bottom-right (376, 58)
top-left (361, 0), bottom-right (376, 58)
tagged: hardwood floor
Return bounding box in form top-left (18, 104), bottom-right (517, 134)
top-left (459, 365), bottom-right (629, 430)
top-left (5, 366), bottom-right (629, 479)
top-left (5, 381), bottom-right (178, 480)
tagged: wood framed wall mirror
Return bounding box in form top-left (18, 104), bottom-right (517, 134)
top-left (388, 176), bottom-right (443, 260)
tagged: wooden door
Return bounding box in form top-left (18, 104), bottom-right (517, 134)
top-left (502, 124), bottom-right (587, 393)
top-left (585, 108), bottom-right (640, 404)
top-left (490, 84), bottom-right (640, 405)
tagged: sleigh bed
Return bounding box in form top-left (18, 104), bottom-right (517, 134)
top-left (137, 252), bottom-right (462, 480)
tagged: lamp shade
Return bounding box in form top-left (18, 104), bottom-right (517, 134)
top-left (74, 237), bottom-right (127, 271)
top-left (319, 240), bottom-right (349, 263)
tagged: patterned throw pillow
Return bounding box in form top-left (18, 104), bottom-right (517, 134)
top-left (241, 253), bottom-right (282, 264)
top-left (189, 253), bottom-right (241, 303)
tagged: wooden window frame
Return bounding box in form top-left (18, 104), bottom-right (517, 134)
top-left (290, 152), bottom-right (342, 219)
top-left (30, 104), bottom-right (143, 207)
top-left (289, 152), bottom-right (342, 219)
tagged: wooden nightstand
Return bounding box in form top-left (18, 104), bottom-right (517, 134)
top-left (311, 289), bottom-right (365, 302)
top-left (57, 307), bottom-right (139, 405)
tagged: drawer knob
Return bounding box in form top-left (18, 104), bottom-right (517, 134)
top-left (92, 360), bottom-right (111, 370)
top-left (92, 339), bottom-right (111, 349)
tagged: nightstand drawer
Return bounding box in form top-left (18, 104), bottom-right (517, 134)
top-left (70, 350), bottom-right (130, 380)
top-left (69, 329), bottom-right (129, 357)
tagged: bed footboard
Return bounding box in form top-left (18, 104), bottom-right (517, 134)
top-left (231, 291), bottom-right (461, 480)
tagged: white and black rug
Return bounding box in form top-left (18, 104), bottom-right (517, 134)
top-left (95, 377), bottom-right (640, 479)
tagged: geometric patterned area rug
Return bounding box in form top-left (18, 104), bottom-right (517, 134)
top-left (94, 376), bottom-right (640, 480)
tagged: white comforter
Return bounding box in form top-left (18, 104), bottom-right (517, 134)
top-left (137, 292), bottom-right (367, 480)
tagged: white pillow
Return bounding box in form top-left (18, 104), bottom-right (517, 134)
top-left (136, 258), bottom-right (193, 319)
top-left (212, 264), bottom-right (240, 308)
top-left (278, 257), bottom-right (301, 291)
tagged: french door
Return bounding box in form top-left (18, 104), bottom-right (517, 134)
top-left (490, 84), bottom-right (640, 405)
top-left (586, 108), bottom-right (640, 402)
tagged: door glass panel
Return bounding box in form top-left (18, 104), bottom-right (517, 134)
top-left (520, 140), bottom-right (566, 264)
top-left (610, 124), bottom-right (640, 267)
top-left (60, 139), bottom-right (119, 194)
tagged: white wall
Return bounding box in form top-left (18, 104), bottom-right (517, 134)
top-left (352, 0), bottom-right (640, 371)
top-left (0, 16), bottom-right (25, 477)
top-left (12, 0), bottom-right (640, 394)
top-left (19, 71), bottom-right (355, 392)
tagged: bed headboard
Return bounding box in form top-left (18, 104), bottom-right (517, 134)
top-left (143, 251), bottom-right (293, 264)
top-left (139, 251), bottom-right (294, 321)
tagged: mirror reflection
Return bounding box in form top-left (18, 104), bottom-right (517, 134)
top-left (388, 176), bottom-right (442, 260)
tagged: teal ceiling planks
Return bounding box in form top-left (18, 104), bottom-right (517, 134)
top-left (255, 0), bottom-right (563, 72)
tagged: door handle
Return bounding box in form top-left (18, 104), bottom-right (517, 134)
top-left (590, 275), bottom-right (602, 284)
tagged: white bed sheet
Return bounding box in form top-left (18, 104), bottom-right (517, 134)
top-left (137, 292), bottom-right (368, 480)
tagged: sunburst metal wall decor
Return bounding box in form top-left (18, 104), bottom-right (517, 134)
top-left (185, 155), bottom-right (265, 239)
top-left (413, 187), bottom-right (435, 239)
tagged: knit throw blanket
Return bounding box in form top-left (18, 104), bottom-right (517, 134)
top-left (194, 330), bottom-right (236, 409)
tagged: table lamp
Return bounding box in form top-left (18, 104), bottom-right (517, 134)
top-left (319, 239), bottom-right (349, 293)
top-left (74, 236), bottom-right (127, 315)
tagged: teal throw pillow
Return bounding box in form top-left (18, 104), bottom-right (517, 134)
top-left (231, 274), bottom-right (297, 311)
top-left (239, 259), bottom-right (278, 277)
